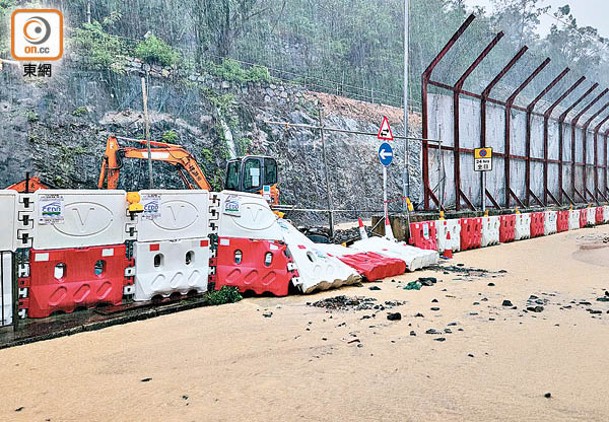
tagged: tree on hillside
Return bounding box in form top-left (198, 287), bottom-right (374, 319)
top-left (191, 0), bottom-right (283, 62)
top-left (490, 0), bottom-right (550, 46)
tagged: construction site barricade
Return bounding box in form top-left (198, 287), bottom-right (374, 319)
top-left (216, 191), bottom-right (283, 240)
top-left (213, 237), bottom-right (294, 296)
top-left (18, 245), bottom-right (133, 319)
top-left (556, 211), bottom-right (570, 233)
top-left (137, 190), bottom-right (210, 242)
top-left (31, 190), bottom-right (135, 250)
top-left (435, 219), bottom-right (461, 252)
top-left (569, 210), bottom-right (580, 230)
top-left (499, 214), bottom-right (516, 243)
top-left (213, 191), bottom-right (296, 296)
top-left (350, 237), bottom-right (439, 272)
top-left (459, 218), bottom-right (482, 251)
top-left (408, 221), bottom-right (438, 251)
top-left (481, 216), bottom-right (500, 247)
top-left (604, 206), bottom-right (609, 223)
top-left (276, 220), bottom-right (360, 294)
top-left (1, 252), bottom-right (12, 327)
top-left (0, 190), bottom-right (19, 252)
top-left (579, 209), bottom-right (588, 228)
top-left (529, 212), bottom-right (545, 238)
top-left (595, 207), bottom-right (605, 225)
top-left (514, 213), bottom-right (531, 240)
top-left (133, 238), bottom-right (209, 301)
top-left (544, 211), bottom-right (558, 236)
top-left (317, 244), bottom-right (407, 281)
top-left (586, 208), bottom-right (596, 226)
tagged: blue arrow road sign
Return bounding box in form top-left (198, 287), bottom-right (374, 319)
top-left (378, 142), bottom-right (393, 166)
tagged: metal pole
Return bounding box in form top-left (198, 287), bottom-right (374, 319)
top-left (403, 0), bottom-right (410, 209)
top-left (141, 76), bottom-right (153, 189)
top-left (318, 109), bottom-right (334, 237)
top-left (86, 0), bottom-right (91, 24)
top-left (383, 166), bottom-right (388, 221)
top-left (482, 171), bottom-right (486, 212)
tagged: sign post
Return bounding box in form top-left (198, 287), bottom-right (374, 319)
top-left (379, 142), bottom-right (394, 220)
top-left (474, 147), bottom-right (493, 211)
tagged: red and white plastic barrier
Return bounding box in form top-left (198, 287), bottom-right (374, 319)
top-left (30, 190), bottom-right (136, 250)
top-left (409, 221), bottom-right (438, 251)
top-left (544, 211), bottom-right (558, 236)
top-left (499, 214), bottom-right (516, 243)
top-left (460, 217), bottom-right (482, 251)
top-left (579, 209), bottom-right (588, 228)
top-left (133, 190), bottom-right (211, 301)
top-left (586, 208), bottom-right (596, 226)
top-left (569, 210), bottom-right (580, 230)
top-left (530, 212), bottom-right (545, 238)
top-left (18, 245), bottom-right (133, 318)
top-left (435, 219), bottom-right (461, 253)
top-left (277, 219), bottom-right (360, 294)
top-left (212, 192), bottom-right (296, 296)
top-left (481, 216), bottom-right (500, 247)
top-left (556, 211), bottom-right (569, 233)
top-left (595, 207), bottom-right (605, 225)
top-left (350, 237), bottom-right (439, 272)
top-left (133, 239), bottom-right (209, 301)
top-left (515, 213), bottom-right (531, 240)
top-left (317, 244), bottom-right (406, 281)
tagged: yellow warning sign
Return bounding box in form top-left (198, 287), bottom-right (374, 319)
top-left (474, 147), bottom-right (493, 172)
top-left (474, 147), bottom-right (492, 159)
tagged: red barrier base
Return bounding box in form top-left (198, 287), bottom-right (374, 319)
top-left (557, 211), bottom-right (569, 233)
top-left (530, 212), bottom-right (545, 238)
top-left (460, 218), bottom-right (482, 251)
top-left (499, 215), bottom-right (516, 243)
top-left (213, 237), bottom-right (294, 296)
top-left (19, 245), bottom-right (131, 319)
top-left (338, 252), bottom-right (406, 281)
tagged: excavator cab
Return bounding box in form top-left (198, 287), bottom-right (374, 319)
top-left (225, 156), bottom-right (280, 205)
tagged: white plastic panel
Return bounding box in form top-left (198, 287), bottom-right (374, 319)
top-left (568, 210), bottom-right (580, 230)
top-left (32, 190), bottom-right (130, 249)
top-left (137, 190), bottom-right (209, 242)
top-left (217, 191), bottom-right (283, 240)
top-left (350, 237), bottom-right (439, 272)
top-left (515, 213), bottom-right (531, 240)
top-left (1, 252), bottom-right (12, 326)
top-left (0, 190), bottom-right (18, 252)
top-left (435, 219), bottom-right (461, 252)
top-left (544, 211), bottom-right (557, 236)
top-left (277, 220), bottom-right (360, 294)
top-left (481, 216), bottom-right (500, 247)
top-left (133, 238), bottom-right (209, 301)
top-left (604, 206), bottom-right (609, 223)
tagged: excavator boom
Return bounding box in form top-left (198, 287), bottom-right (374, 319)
top-left (98, 136), bottom-right (212, 191)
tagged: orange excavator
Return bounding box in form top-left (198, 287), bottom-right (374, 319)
top-left (98, 135), bottom-right (280, 204)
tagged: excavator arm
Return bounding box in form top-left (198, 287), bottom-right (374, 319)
top-left (98, 136), bottom-right (212, 191)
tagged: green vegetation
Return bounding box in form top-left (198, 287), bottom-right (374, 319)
top-left (135, 35), bottom-right (180, 67)
top-left (72, 106), bottom-right (88, 117)
top-left (201, 148), bottom-right (213, 163)
top-left (209, 59), bottom-right (273, 84)
top-left (26, 111), bottom-right (38, 123)
top-left (236, 137), bottom-right (252, 156)
top-left (71, 21), bottom-right (125, 70)
top-left (204, 286), bottom-right (242, 306)
top-left (161, 130), bottom-right (179, 143)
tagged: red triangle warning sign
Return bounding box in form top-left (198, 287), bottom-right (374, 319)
top-left (377, 116), bottom-right (394, 141)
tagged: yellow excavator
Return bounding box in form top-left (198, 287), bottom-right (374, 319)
top-left (98, 135), bottom-right (280, 205)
